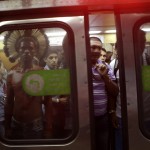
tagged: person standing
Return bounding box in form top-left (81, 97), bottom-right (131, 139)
top-left (90, 37), bottom-right (119, 150)
top-left (4, 29), bottom-right (52, 139)
top-left (110, 43), bottom-right (122, 150)
top-left (44, 49), bottom-right (69, 138)
top-left (0, 60), bottom-right (7, 137)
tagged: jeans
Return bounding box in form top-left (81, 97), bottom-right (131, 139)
top-left (11, 117), bottom-right (43, 139)
top-left (95, 113), bottom-right (109, 150)
top-left (115, 117), bottom-right (123, 150)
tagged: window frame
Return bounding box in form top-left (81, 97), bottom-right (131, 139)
top-left (133, 16), bottom-right (150, 139)
top-left (0, 20), bottom-right (79, 145)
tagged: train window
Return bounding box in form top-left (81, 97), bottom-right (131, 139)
top-left (0, 25), bottom-right (78, 145)
top-left (135, 23), bottom-right (150, 138)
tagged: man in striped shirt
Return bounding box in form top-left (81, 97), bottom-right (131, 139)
top-left (90, 37), bottom-right (119, 150)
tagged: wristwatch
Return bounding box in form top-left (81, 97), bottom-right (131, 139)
top-left (52, 97), bottom-right (60, 103)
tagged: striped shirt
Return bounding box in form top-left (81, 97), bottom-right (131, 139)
top-left (92, 60), bottom-right (115, 116)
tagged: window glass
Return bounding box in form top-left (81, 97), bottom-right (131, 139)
top-left (136, 23), bottom-right (150, 138)
top-left (0, 27), bottom-right (77, 144)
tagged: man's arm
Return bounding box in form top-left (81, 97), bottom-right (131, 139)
top-left (96, 64), bottom-right (119, 97)
top-left (96, 64), bottom-right (119, 128)
top-left (43, 96), bottom-right (53, 138)
top-left (102, 75), bottom-right (119, 97)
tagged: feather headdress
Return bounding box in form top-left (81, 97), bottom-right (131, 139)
top-left (3, 29), bottom-right (49, 63)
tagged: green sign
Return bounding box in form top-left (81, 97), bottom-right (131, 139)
top-left (142, 66), bottom-right (150, 91)
top-left (22, 69), bottom-right (71, 96)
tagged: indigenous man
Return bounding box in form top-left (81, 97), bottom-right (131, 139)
top-left (4, 29), bottom-right (52, 139)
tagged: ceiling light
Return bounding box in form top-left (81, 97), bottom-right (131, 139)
top-left (0, 36), bottom-right (4, 41)
top-left (105, 30), bottom-right (116, 33)
top-left (142, 28), bottom-right (150, 32)
top-left (89, 31), bottom-right (101, 34)
top-left (45, 31), bottom-right (66, 37)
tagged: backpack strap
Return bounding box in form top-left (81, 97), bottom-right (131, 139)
top-left (114, 59), bottom-right (119, 77)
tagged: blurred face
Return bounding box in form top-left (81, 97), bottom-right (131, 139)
top-left (19, 40), bottom-right (36, 66)
top-left (45, 53), bottom-right (59, 69)
top-left (140, 33), bottom-right (146, 54)
top-left (90, 39), bottom-right (102, 64)
top-left (90, 39), bottom-right (102, 52)
top-left (99, 50), bottom-right (107, 62)
top-left (138, 30), bottom-right (146, 55)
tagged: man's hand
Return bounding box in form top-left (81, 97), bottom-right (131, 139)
top-left (96, 63), bottom-right (108, 76)
top-left (59, 97), bottom-right (68, 104)
top-left (110, 112), bottom-right (118, 128)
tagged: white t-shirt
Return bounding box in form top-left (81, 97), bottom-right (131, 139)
top-left (110, 59), bottom-right (121, 118)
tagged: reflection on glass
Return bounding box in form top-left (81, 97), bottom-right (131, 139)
top-left (0, 28), bottom-right (73, 141)
top-left (138, 24), bottom-right (150, 136)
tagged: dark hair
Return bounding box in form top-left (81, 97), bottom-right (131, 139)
top-left (62, 34), bottom-right (70, 68)
top-left (45, 49), bottom-right (58, 58)
top-left (101, 47), bottom-right (106, 53)
top-left (137, 29), bottom-right (146, 54)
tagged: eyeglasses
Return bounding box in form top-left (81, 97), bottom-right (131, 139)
top-left (91, 45), bottom-right (102, 51)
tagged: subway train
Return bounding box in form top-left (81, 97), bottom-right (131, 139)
top-left (0, 0), bottom-right (150, 150)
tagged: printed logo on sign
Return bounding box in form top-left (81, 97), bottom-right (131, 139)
top-left (25, 74), bottom-right (44, 94)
